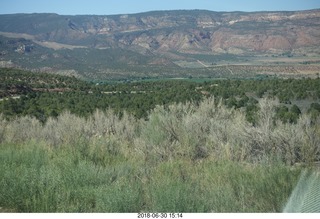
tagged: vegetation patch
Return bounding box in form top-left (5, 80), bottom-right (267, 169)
top-left (1, 96), bottom-right (319, 212)
top-left (1, 68), bottom-right (320, 212)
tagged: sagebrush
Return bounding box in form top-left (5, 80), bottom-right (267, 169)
top-left (0, 97), bottom-right (319, 212)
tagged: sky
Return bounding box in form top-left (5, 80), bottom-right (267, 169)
top-left (1, 0), bottom-right (320, 15)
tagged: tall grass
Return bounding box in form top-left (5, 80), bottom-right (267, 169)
top-left (0, 141), bottom-right (301, 212)
top-left (0, 97), bottom-right (319, 212)
top-left (144, 159), bottom-right (301, 212)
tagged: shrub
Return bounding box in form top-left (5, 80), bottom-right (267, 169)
top-left (2, 116), bottom-right (41, 144)
top-left (2, 96), bottom-right (316, 212)
top-left (0, 114), bottom-right (6, 143)
top-left (4, 71), bottom-right (320, 213)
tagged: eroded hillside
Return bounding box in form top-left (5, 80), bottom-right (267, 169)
top-left (0, 10), bottom-right (320, 79)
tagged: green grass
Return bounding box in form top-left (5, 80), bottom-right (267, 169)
top-left (0, 140), bottom-right (301, 212)
top-left (145, 160), bottom-right (300, 212)
top-left (0, 141), bottom-right (144, 212)
top-left (1, 97), bottom-right (319, 212)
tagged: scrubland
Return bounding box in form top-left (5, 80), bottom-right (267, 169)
top-left (1, 97), bottom-right (319, 212)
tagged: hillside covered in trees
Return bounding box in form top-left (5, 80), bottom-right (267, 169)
top-left (1, 68), bottom-right (320, 123)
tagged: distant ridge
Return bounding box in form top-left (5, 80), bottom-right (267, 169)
top-left (0, 9), bottom-right (319, 79)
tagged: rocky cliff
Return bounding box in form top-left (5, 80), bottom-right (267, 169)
top-left (0, 9), bottom-right (319, 79)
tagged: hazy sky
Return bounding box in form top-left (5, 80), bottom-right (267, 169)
top-left (1, 0), bottom-right (320, 15)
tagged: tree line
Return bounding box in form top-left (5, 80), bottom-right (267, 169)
top-left (1, 68), bottom-right (320, 123)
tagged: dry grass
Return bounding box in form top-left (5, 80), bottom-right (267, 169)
top-left (2, 97), bottom-right (318, 212)
top-left (1, 97), bottom-right (319, 164)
